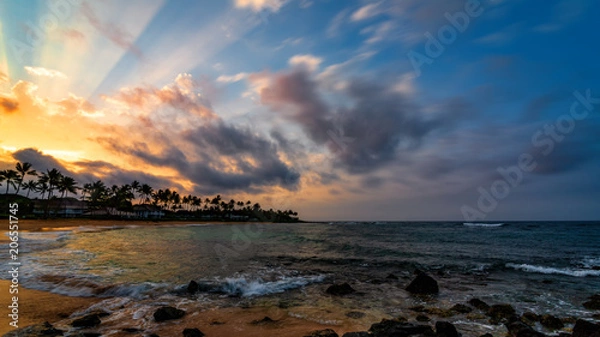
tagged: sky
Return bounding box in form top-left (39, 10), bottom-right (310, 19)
top-left (0, 0), bottom-right (599, 221)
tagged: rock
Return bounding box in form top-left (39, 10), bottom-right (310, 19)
top-left (487, 304), bottom-right (516, 323)
top-left (3, 322), bottom-right (64, 337)
top-left (416, 314), bottom-right (431, 322)
top-left (342, 333), bottom-right (370, 337)
top-left (346, 311), bottom-right (366, 319)
top-left (122, 327), bottom-right (142, 333)
top-left (304, 329), bottom-right (339, 337)
top-left (154, 306), bottom-right (186, 322)
top-left (148, 334), bottom-right (160, 337)
top-left (572, 319), bottom-right (600, 337)
top-left (182, 328), bottom-right (205, 337)
top-left (72, 314), bottom-right (102, 328)
top-left (522, 312), bottom-right (540, 323)
top-left (251, 316), bottom-right (277, 325)
top-left (369, 319), bottom-right (435, 337)
top-left (583, 294), bottom-right (600, 310)
top-left (410, 305), bottom-right (426, 312)
top-left (480, 334), bottom-right (493, 337)
top-left (540, 314), bottom-right (564, 330)
top-left (81, 333), bottom-right (102, 337)
top-left (451, 304), bottom-right (473, 314)
top-left (468, 298), bottom-right (490, 311)
top-left (436, 321), bottom-right (459, 337)
top-left (406, 273), bottom-right (439, 295)
top-left (424, 307), bottom-right (455, 318)
top-left (187, 280), bottom-right (199, 294)
top-left (506, 320), bottom-right (547, 337)
top-left (326, 283), bottom-right (355, 296)
top-left (386, 273), bottom-right (399, 280)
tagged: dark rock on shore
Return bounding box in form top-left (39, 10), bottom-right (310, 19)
top-left (506, 320), bottom-right (547, 337)
top-left (251, 316), bottom-right (277, 325)
top-left (326, 283), bottom-right (356, 296)
top-left (583, 294), bottom-right (600, 310)
top-left (154, 306), bottom-right (186, 322)
top-left (342, 333), bottom-right (370, 337)
top-left (522, 312), bottom-right (540, 323)
top-left (122, 327), bottom-right (142, 333)
top-left (540, 314), bottom-right (564, 330)
top-left (435, 321), bottom-right (459, 337)
top-left (468, 298), bottom-right (490, 311)
top-left (386, 273), bottom-right (399, 280)
top-left (304, 329), bottom-right (340, 337)
top-left (451, 304), bottom-right (473, 314)
top-left (182, 328), bottom-right (204, 337)
top-left (572, 319), bottom-right (600, 337)
top-left (71, 314), bottom-right (102, 328)
top-left (487, 304), bottom-right (516, 323)
top-left (369, 319), bottom-right (435, 336)
top-left (346, 311), bottom-right (367, 319)
top-left (480, 334), bottom-right (493, 337)
top-left (406, 273), bottom-right (439, 295)
top-left (187, 280), bottom-right (199, 294)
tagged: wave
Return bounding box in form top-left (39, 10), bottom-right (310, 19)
top-left (506, 263), bottom-right (600, 277)
top-left (219, 275), bottom-right (325, 297)
top-left (463, 223), bottom-right (504, 228)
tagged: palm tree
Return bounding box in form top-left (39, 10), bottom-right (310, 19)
top-left (44, 168), bottom-right (62, 200)
top-left (22, 180), bottom-right (39, 198)
top-left (139, 184), bottom-right (153, 204)
top-left (2, 170), bottom-right (19, 194)
top-left (15, 162), bottom-right (37, 195)
top-left (131, 180), bottom-right (141, 204)
top-left (57, 175), bottom-right (79, 198)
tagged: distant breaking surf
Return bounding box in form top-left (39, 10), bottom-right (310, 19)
top-left (463, 222), bottom-right (504, 227)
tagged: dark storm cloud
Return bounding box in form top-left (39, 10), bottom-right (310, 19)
top-left (98, 122), bottom-right (300, 194)
top-left (0, 96), bottom-right (19, 113)
top-left (182, 122), bottom-right (300, 194)
top-left (258, 69), bottom-right (468, 173)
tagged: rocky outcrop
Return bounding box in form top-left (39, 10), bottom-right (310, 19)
top-left (506, 320), bottom-right (547, 337)
top-left (468, 298), bottom-right (490, 311)
top-left (71, 314), bottom-right (102, 328)
top-left (369, 319), bottom-right (435, 336)
top-left (304, 329), bottom-right (340, 337)
top-left (153, 306), bottom-right (186, 322)
top-left (539, 314), bottom-right (564, 330)
top-left (182, 328), bottom-right (204, 337)
top-left (583, 294), bottom-right (600, 310)
top-left (572, 319), bottom-right (600, 337)
top-left (406, 273), bottom-right (439, 295)
top-left (187, 280), bottom-right (199, 294)
top-left (326, 283), bottom-right (356, 296)
top-left (487, 304), bottom-right (516, 323)
top-left (435, 321), bottom-right (459, 337)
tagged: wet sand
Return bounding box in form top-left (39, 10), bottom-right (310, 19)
top-left (0, 280), bottom-right (102, 336)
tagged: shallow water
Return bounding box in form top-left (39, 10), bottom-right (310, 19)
top-left (2, 221), bottom-right (599, 336)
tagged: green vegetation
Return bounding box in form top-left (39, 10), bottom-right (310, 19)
top-left (0, 162), bottom-right (299, 222)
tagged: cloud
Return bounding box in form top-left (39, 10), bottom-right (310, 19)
top-left (104, 73), bottom-right (216, 120)
top-left (56, 94), bottom-right (98, 116)
top-left (253, 69), bottom-right (464, 173)
top-left (0, 71), bottom-right (8, 83)
top-left (81, 2), bottom-right (143, 59)
top-left (24, 66), bottom-right (67, 79)
top-left (99, 121), bottom-right (300, 194)
top-left (326, 9), bottom-right (350, 38)
top-left (288, 54), bottom-right (323, 72)
top-left (351, 2), bottom-right (383, 21)
top-left (361, 20), bottom-right (395, 44)
top-left (0, 97), bottom-right (19, 113)
top-left (234, 0), bottom-right (284, 12)
top-left (217, 72), bottom-right (249, 83)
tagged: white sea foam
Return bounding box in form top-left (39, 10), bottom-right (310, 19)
top-left (463, 223), bottom-right (504, 227)
top-left (220, 274), bottom-right (325, 297)
top-left (506, 263), bottom-right (600, 277)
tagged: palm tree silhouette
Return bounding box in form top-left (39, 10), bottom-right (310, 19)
top-left (2, 170), bottom-right (19, 194)
top-left (22, 180), bottom-right (40, 198)
top-left (15, 162), bottom-right (37, 195)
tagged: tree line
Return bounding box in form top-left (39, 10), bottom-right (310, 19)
top-left (0, 162), bottom-right (299, 221)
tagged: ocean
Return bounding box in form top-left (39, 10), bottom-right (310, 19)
top-left (3, 221), bottom-right (600, 336)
